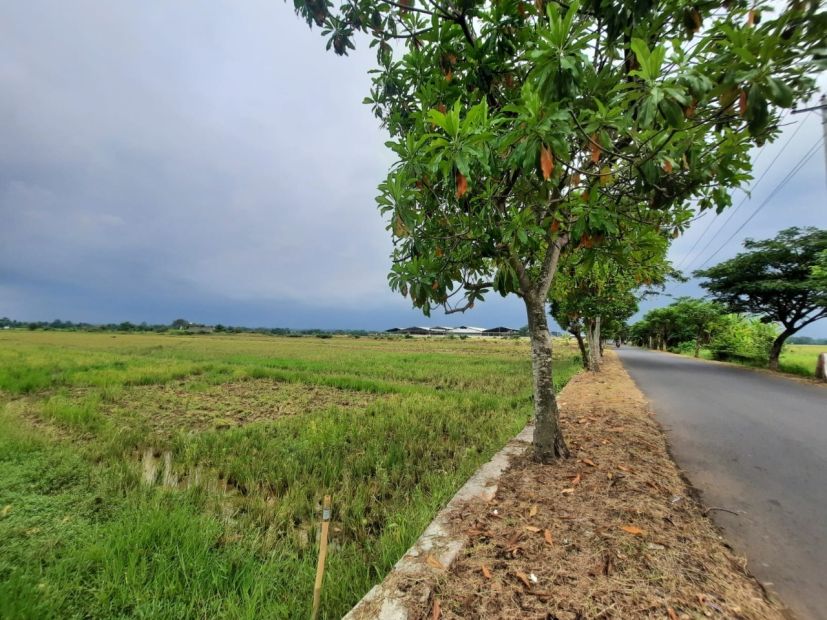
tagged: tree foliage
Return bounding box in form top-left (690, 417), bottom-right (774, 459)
top-left (707, 312), bottom-right (778, 362)
top-left (290, 0), bottom-right (825, 459)
top-left (551, 228), bottom-right (672, 369)
top-left (695, 227), bottom-right (827, 368)
top-left (630, 297), bottom-right (725, 354)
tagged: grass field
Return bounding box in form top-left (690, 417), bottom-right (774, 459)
top-left (778, 344), bottom-right (827, 377)
top-left (0, 331), bottom-right (580, 619)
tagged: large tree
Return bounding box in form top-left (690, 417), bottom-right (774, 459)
top-left (695, 227), bottom-right (827, 369)
top-left (291, 0), bottom-right (824, 460)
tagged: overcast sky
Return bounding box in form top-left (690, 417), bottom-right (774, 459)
top-left (1, 2), bottom-right (826, 334)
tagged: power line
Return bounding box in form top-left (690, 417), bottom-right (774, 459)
top-left (693, 136), bottom-right (825, 271)
top-left (675, 112), bottom-right (789, 271)
top-left (679, 113), bottom-right (804, 271)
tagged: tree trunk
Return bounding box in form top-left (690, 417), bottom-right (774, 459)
top-left (525, 295), bottom-right (569, 462)
top-left (571, 329), bottom-right (589, 369)
top-left (586, 318), bottom-right (601, 372)
top-left (596, 316), bottom-right (603, 358)
top-left (768, 328), bottom-right (794, 370)
top-left (694, 329), bottom-right (701, 358)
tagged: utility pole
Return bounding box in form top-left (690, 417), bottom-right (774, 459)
top-left (791, 94), bottom-right (827, 189)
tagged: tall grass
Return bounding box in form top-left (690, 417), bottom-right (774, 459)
top-left (0, 331), bottom-right (581, 618)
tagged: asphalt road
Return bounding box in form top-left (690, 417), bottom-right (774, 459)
top-left (616, 347), bottom-right (827, 620)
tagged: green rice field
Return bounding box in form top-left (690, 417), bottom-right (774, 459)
top-left (778, 344), bottom-right (827, 377)
top-left (0, 331), bottom-right (580, 619)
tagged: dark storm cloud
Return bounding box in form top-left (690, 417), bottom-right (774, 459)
top-left (1, 1), bottom-right (825, 333)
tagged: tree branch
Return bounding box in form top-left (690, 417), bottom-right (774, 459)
top-left (537, 233), bottom-right (570, 299)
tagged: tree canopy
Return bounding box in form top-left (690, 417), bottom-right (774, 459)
top-left (695, 227), bottom-right (827, 368)
top-left (630, 297), bottom-right (725, 353)
top-left (290, 0), bottom-right (825, 460)
top-left (551, 228), bottom-right (672, 369)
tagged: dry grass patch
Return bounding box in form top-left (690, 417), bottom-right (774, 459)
top-left (104, 378), bottom-right (382, 434)
top-left (429, 352), bottom-right (785, 620)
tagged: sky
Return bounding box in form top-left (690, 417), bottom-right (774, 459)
top-left (1, 1), bottom-right (826, 334)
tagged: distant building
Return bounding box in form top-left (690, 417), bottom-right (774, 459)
top-left (482, 326), bottom-right (518, 336)
top-left (385, 325), bottom-right (519, 337)
top-left (450, 325), bottom-right (485, 335)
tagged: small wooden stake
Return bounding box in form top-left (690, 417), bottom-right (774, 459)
top-left (311, 495), bottom-right (332, 620)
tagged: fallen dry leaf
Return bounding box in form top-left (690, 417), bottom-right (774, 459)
top-left (524, 525), bottom-right (541, 533)
top-left (426, 555), bottom-right (447, 570)
top-left (481, 564), bottom-right (492, 579)
top-left (561, 488), bottom-right (575, 495)
top-left (572, 473), bottom-right (582, 486)
top-left (621, 525), bottom-right (645, 536)
top-left (544, 529), bottom-right (554, 545)
top-left (529, 504), bottom-right (538, 518)
top-left (582, 458), bottom-right (597, 467)
top-left (667, 606), bottom-right (679, 620)
top-left (514, 570), bottom-right (532, 589)
top-left (432, 598), bottom-right (442, 620)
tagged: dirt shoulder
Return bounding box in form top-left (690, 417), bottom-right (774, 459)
top-left (428, 351), bottom-right (786, 620)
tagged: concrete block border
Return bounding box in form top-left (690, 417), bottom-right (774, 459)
top-left (343, 425), bottom-right (534, 619)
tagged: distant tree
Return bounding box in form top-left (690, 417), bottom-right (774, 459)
top-left (171, 318), bottom-right (189, 330)
top-left (552, 309), bottom-right (589, 369)
top-left (695, 227), bottom-right (827, 369)
top-left (551, 230), bottom-right (671, 371)
top-left (291, 0), bottom-right (825, 461)
top-left (669, 297), bottom-right (726, 357)
top-left (812, 249), bottom-right (827, 290)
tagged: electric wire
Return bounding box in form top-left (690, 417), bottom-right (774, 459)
top-left (693, 135), bottom-right (825, 271)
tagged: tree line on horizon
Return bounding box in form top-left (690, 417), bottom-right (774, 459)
top-left (0, 317), bottom-right (376, 338)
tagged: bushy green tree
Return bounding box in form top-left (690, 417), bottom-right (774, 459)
top-left (291, 0), bottom-right (825, 460)
top-left (695, 227), bottom-right (827, 369)
top-left (708, 313), bottom-right (778, 362)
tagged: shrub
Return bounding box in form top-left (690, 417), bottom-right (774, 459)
top-left (708, 315), bottom-right (777, 363)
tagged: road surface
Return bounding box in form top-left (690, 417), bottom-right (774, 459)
top-left (616, 347), bottom-right (827, 620)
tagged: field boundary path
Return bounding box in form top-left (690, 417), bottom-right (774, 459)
top-left (617, 346), bottom-right (827, 620)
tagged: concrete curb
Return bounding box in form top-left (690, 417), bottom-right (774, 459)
top-left (342, 425), bottom-right (534, 619)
